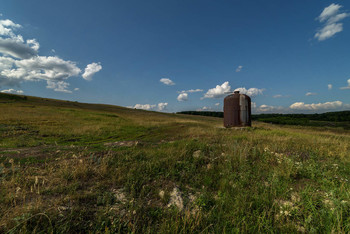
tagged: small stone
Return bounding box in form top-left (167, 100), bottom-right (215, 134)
top-left (193, 150), bottom-right (201, 158)
top-left (167, 187), bottom-right (184, 211)
top-left (159, 190), bottom-right (165, 199)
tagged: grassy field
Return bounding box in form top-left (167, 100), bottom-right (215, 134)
top-left (1, 93), bottom-right (350, 233)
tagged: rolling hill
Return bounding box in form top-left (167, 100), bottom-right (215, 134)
top-left (1, 93), bottom-right (350, 233)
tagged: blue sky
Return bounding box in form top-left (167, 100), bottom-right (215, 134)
top-left (0, 0), bottom-right (349, 113)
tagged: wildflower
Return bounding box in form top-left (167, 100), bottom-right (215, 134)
top-left (291, 192), bottom-right (300, 203)
top-left (283, 210), bottom-right (291, 216)
top-left (9, 159), bottom-right (14, 164)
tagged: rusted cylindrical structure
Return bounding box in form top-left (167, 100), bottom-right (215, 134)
top-left (224, 91), bottom-right (251, 128)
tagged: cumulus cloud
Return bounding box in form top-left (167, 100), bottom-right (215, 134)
top-left (0, 56), bottom-right (82, 91)
top-left (340, 79), bottom-right (350, 90)
top-left (258, 105), bottom-right (276, 112)
top-left (0, 38), bottom-right (38, 59)
top-left (157, 102), bottom-right (168, 111)
top-left (177, 89), bottom-right (202, 101)
top-left (177, 92), bottom-right (188, 101)
top-left (290, 101), bottom-right (343, 110)
top-left (252, 104), bottom-right (285, 113)
top-left (0, 16), bottom-right (101, 93)
top-left (82, 62), bottom-right (102, 80)
top-left (131, 102), bottom-right (168, 111)
top-left (236, 65), bottom-right (243, 72)
top-left (234, 87), bottom-right (264, 97)
top-left (203, 81), bottom-right (231, 99)
top-left (1, 88), bottom-right (23, 94)
top-left (178, 88), bottom-right (203, 93)
top-left (0, 19), bottom-right (21, 38)
top-left (196, 106), bottom-right (211, 111)
top-left (328, 84), bottom-right (333, 90)
top-left (215, 103), bottom-right (220, 106)
top-left (74, 88), bottom-right (79, 91)
top-left (46, 80), bottom-right (72, 93)
top-left (132, 104), bottom-right (156, 110)
top-left (305, 92), bottom-right (317, 96)
top-left (160, 78), bottom-right (175, 86)
top-left (315, 3), bottom-right (349, 41)
top-left (26, 39), bottom-right (39, 51)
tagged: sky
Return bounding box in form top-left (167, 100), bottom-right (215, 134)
top-left (0, 0), bottom-right (349, 113)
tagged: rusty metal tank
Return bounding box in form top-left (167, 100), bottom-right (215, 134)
top-left (224, 91), bottom-right (251, 127)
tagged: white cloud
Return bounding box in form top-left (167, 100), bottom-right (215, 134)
top-left (273, 94), bottom-right (282, 98)
top-left (133, 104), bottom-right (156, 110)
top-left (328, 84), bottom-right (333, 90)
top-left (196, 106), bottom-right (211, 111)
top-left (0, 19), bottom-right (21, 38)
top-left (157, 102), bottom-right (168, 111)
top-left (0, 38), bottom-right (38, 59)
top-left (215, 103), bottom-right (220, 106)
top-left (82, 62), bottom-right (102, 80)
top-left (318, 3), bottom-right (342, 22)
top-left (236, 65), bottom-right (243, 72)
top-left (74, 88), bottom-right (79, 91)
top-left (203, 81), bottom-right (231, 99)
top-left (178, 88), bottom-right (203, 93)
top-left (46, 80), bottom-right (72, 93)
top-left (131, 103), bottom-right (168, 111)
top-left (305, 92), bottom-right (317, 96)
top-left (0, 56), bottom-right (81, 89)
top-left (290, 101), bottom-right (343, 110)
top-left (340, 79), bottom-right (350, 90)
top-left (315, 23), bottom-right (343, 41)
top-left (258, 105), bottom-right (275, 112)
top-left (315, 4), bottom-right (349, 41)
top-left (234, 87), bottom-right (264, 97)
top-left (177, 93), bottom-right (188, 101)
top-left (160, 78), bottom-right (175, 86)
top-left (1, 88), bottom-right (23, 94)
top-left (327, 13), bottom-right (349, 24)
top-left (26, 39), bottom-right (39, 51)
top-left (255, 104), bottom-right (284, 113)
top-left (0, 16), bottom-right (101, 92)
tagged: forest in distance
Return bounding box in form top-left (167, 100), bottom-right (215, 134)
top-left (177, 111), bottom-right (350, 129)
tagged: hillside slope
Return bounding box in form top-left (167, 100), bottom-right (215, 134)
top-left (1, 93), bottom-right (350, 233)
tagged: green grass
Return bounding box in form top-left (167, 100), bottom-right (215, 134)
top-left (0, 93), bottom-right (350, 233)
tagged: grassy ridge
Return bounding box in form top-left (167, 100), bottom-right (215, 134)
top-left (1, 93), bottom-right (350, 233)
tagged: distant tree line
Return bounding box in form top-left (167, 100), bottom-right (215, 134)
top-left (176, 111), bottom-right (350, 129)
top-left (177, 111), bottom-right (350, 121)
top-left (177, 111), bottom-right (224, 118)
top-left (252, 111), bottom-right (350, 122)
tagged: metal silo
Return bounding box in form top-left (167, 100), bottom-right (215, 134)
top-left (224, 91), bottom-right (251, 128)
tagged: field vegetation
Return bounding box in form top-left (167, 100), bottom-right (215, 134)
top-left (1, 93), bottom-right (350, 233)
